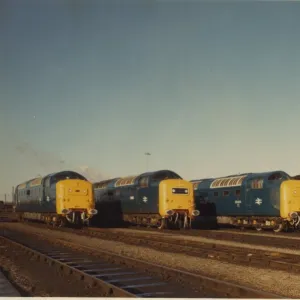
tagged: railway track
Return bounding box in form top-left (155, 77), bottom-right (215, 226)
top-left (102, 225), bottom-right (300, 250)
top-left (0, 230), bottom-right (188, 298)
top-left (0, 269), bottom-right (21, 297)
top-left (121, 223), bottom-right (300, 238)
top-left (5, 222), bottom-right (300, 275)
top-left (0, 226), bottom-right (281, 298)
top-left (76, 227), bottom-right (300, 274)
top-left (0, 208), bottom-right (17, 222)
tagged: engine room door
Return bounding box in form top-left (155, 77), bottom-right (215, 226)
top-left (245, 182), bottom-right (253, 212)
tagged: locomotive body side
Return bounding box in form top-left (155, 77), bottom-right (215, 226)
top-left (192, 170), bottom-right (299, 232)
top-left (15, 178), bottom-right (49, 213)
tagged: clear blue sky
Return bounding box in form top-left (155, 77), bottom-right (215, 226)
top-left (1, 0), bottom-right (300, 194)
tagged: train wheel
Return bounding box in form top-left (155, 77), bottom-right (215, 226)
top-left (255, 226), bottom-right (263, 232)
top-left (273, 224), bottom-right (283, 233)
top-left (58, 218), bottom-right (67, 227)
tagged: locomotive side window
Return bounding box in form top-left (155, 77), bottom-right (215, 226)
top-left (214, 192), bottom-right (219, 197)
top-left (235, 190), bottom-right (241, 197)
top-left (251, 178), bottom-right (263, 189)
top-left (223, 191), bottom-right (229, 196)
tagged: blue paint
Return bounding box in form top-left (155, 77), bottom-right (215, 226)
top-left (14, 171), bottom-right (87, 213)
top-left (191, 170), bottom-right (290, 217)
top-left (93, 170), bottom-right (182, 217)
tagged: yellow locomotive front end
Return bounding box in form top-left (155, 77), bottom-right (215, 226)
top-left (280, 180), bottom-right (300, 229)
top-left (56, 179), bottom-right (97, 227)
top-left (158, 179), bottom-right (199, 229)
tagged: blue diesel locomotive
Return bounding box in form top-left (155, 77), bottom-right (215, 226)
top-left (14, 170), bottom-right (98, 227)
top-left (93, 169), bottom-right (200, 229)
top-left (191, 170), bottom-right (300, 232)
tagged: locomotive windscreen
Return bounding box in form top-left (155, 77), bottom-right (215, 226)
top-left (50, 171), bottom-right (87, 186)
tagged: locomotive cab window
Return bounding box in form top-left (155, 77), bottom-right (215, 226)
top-left (51, 172), bottom-right (86, 186)
top-left (152, 171), bottom-right (181, 183)
top-left (268, 172), bottom-right (283, 181)
top-left (152, 171), bottom-right (170, 181)
top-left (151, 171), bottom-right (170, 185)
top-left (235, 190), bottom-right (241, 197)
top-left (214, 192), bottom-right (219, 197)
top-left (168, 172), bottom-right (182, 179)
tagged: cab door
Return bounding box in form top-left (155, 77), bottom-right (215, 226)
top-left (137, 176), bottom-right (155, 213)
top-left (245, 178), bottom-right (264, 215)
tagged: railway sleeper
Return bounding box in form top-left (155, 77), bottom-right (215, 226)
top-left (35, 223), bottom-right (300, 277)
top-left (0, 233), bottom-right (200, 298)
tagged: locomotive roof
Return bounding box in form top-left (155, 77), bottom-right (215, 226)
top-left (16, 177), bottom-right (41, 190)
top-left (45, 170), bottom-right (86, 179)
top-left (16, 170), bottom-right (87, 190)
top-left (192, 170), bottom-right (290, 181)
top-left (93, 169), bottom-right (182, 189)
top-left (192, 170), bottom-right (291, 190)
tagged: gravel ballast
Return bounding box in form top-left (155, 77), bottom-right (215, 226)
top-left (100, 227), bottom-right (300, 256)
top-left (2, 223), bottom-right (300, 298)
